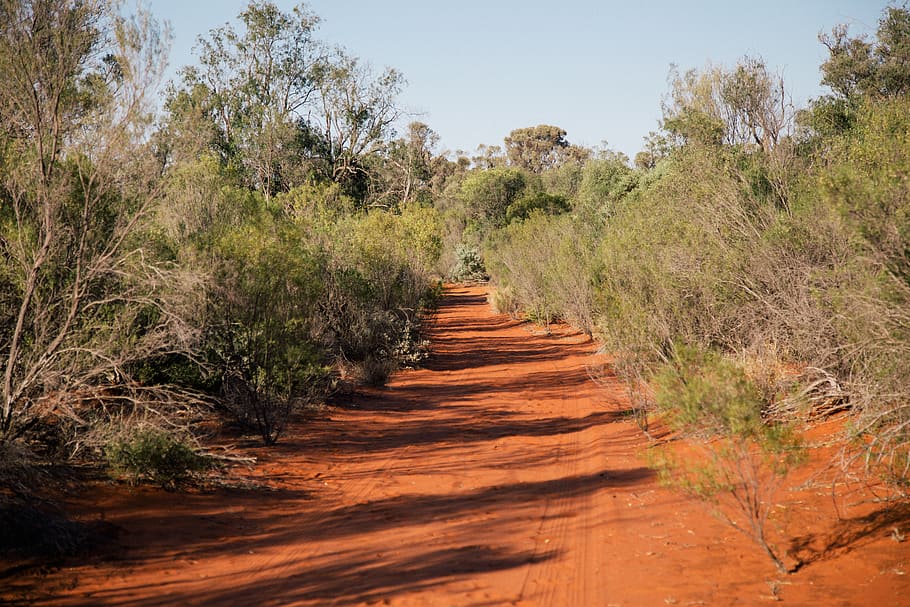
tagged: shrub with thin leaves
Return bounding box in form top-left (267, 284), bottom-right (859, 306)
top-left (105, 428), bottom-right (208, 489)
top-left (652, 345), bottom-right (805, 573)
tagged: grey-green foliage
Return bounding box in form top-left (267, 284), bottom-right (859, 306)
top-left (209, 206), bottom-right (328, 444)
top-left (575, 157), bottom-right (636, 222)
top-left (812, 96), bottom-right (910, 484)
top-left (451, 244), bottom-right (488, 282)
top-left (485, 213), bottom-right (598, 335)
top-left (803, 5), bottom-right (910, 138)
top-left (597, 147), bottom-right (860, 395)
top-left (505, 191), bottom-right (571, 223)
top-left (504, 124), bottom-right (570, 173)
top-left (165, 1), bottom-right (405, 199)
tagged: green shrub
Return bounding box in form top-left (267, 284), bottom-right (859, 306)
top-left (485, 213), bottom-right (561, 329)
top-left (575, 156), bottom-right (636, 220)
top-left (105, 428), bottom-right (208, 488)
top-left (505, 191), bottom-right (570, 223)
top-left (652, 345), bottom-right (805, 573)
top-left (210, 213), bottom-right (329, 444)
top-left (489, 285), bottom-right (520, 318)
top-left (457, 167), bottom-right (529, 227)
top-left (810, 97), bottom-right (910, 486)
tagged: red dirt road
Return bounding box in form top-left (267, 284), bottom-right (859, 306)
top-left (4, 285), bottom-right (909, 606)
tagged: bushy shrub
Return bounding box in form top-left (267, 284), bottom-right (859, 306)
top-left (485, 214), bottom-right (561, 329)
top-left (105, 428), bottom-right (208, 488)
top-left (651, 345), bottom-right (805, 573)
top-left (591, 148), bottom-right (851, 421)
top-left (457, 167), bottom-right (529, 227)
top-left (485, 213), bottom-right (598, 335)
top-left (451, 244), bottom-right (488, 282)
top-left (575, 156), bottom-right (636, 221)
top-left (489, 285), bottom-right (520, 318)
top-left (814, 97), bottom-right (910, 486)
top-left (209, 212), bottom-right (329, 444)
top-left (505, 191), bottom-right (570, 223)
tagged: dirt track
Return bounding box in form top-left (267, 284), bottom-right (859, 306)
top-left (5, 285), bottom-right (909, 606)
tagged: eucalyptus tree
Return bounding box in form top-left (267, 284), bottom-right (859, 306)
top-left (504, 125), bottom-right (570, 173)
top-left (166, 0), bottom-right (325, 195)
top-left (369, 121), bottom-right (439, 207)
top-left (315, 48), bottom-right (405, 198)
top-left (166, 1), bottom-right (406, 202)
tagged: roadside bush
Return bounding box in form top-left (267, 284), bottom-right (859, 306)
top-left (814, 98), bottom-right (910, 486)
top-left (651, 345), bottom-right (805, 573)
top-left (105, 428), bottom-right (208, 489)
top-left (318, 205), bottom-right (442, 384)
top-left (210, 215), bottom-right (330, 444)
top-left (591, 147), bottom-right (853, 427)
top-left (486, 212), bottom-right (599, 335)
top-left (489, 285), bottom-right (520, 318)
top-left (575, 156), bottom-right (636, 221)
top-left (451, 243), bottom-right (488, 282)
top-left (485, 213), bottom-right (561, 329)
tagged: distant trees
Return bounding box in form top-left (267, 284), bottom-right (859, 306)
top-left (163, 1), bottom-right (405, 201)
top-left (807, 5), bottom-right (910, 136)
top-left (504, 125), bottom-right (590, 173)
top-left (371, 121), bottom-right (441, 207)
top-left (164, 1), bottom-right (324, 195)
top-left (456, 167), bottom-right (528, 227)
top-left (661, 58), bottom-right (794, 154)
top-left (820, 5), bottom-right (910, 100)
top-left (316, 50), bottom-right (405, 194)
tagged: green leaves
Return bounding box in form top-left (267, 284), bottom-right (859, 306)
top-left (655, 345), bottom-right (764, 438)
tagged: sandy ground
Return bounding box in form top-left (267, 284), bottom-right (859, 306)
top-left (3, 285), bottom-right (909, 606)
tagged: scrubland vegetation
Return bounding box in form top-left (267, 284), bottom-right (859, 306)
top-left (2, 0), bottom-right (910, 572)
top-left (0, 0), bottom-right (444, 498)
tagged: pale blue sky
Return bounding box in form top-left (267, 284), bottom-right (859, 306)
top-left (147, 0), bottom-right (889, 158)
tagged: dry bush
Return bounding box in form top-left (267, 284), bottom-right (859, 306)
top-left (0, 1), bottom-right (202, 442)
top-left (485, 212), bottom-right (598, 333)
top-left (488, 285), bottom-right (521, 318)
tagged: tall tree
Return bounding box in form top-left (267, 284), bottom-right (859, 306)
top-left (166, 1), bottom-right (324, 195)
top-left (504, 125), bottom-right (574, 173)
top-left (820, 5), bottom-right (910, 100)
top-left (315, 49), bottom-right (405, 196)
top-left (370, 121), bottom-right (439, 207)
top-left (660, 60), bottom-right (794, 153)
top-left (807, 5), bottom-right (910, 137)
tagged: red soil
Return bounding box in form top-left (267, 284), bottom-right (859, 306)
top-left (3, 285), bottom-right (909, 606)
